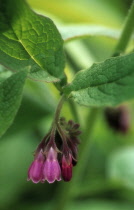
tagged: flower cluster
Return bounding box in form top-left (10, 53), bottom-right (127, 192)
top-left (27, 118), bottom-right (81, 183)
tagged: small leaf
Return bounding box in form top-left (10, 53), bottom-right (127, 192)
top-left (0, 70), bottom-right (27, 137)
top-left (59, 24), bottom-right (121, 42)
top-left (63, 53), bottom-right (134, 107)
top-left (0, 0), bottom-right (65, 83)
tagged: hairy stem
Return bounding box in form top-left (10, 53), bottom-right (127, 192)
top-left (54, 95), bottom-right (65, 124)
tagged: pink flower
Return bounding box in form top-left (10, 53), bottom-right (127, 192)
top-left (61, 154), bottom-right (73, 182)
top-left (27, 149), bottom-right (45, 183)
top-left (27, 118), bottom-right (81, 184)
top-left (42, 147), bottom-right (61, 183)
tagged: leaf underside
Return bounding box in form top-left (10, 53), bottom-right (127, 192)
top-left (63, 53), bottom-right (134, 107)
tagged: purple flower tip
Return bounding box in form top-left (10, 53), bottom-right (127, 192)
top-left (42, 147), bottom-right (61, 183)
top-left (27, 149), bottom-right (45, 183)
top-left (61, 154), bottom-right (73, 182)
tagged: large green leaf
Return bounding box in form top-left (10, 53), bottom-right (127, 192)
top-left (63, 53), bottom-right (134, 107)
top-left (0, 71), bottom-right (27, 137)
top-left (0, 0), bottom-right (65, 83)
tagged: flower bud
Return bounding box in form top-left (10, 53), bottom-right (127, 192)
top-left (61, 154), bottom-right (73, 182)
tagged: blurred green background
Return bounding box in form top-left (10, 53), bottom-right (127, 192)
top-left (1, 0), bottom-right (134, 209)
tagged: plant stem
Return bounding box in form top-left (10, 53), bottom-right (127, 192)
top-left (54, 95), bottom-right (65, 123)
top-left (113, 0), bottom-right (134, 55)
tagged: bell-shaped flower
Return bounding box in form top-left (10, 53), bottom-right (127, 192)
top-left (42, 147), bottom-right (61, 183)
top-left (27, 149), bottom-right (45, 183)
top-left (61, 153), bottom-right (73, 182)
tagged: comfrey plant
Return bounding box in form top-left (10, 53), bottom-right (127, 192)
top-left (27, 97), bottom-right (81, 183)
top-left (0, 0), bottom-right (134, 195)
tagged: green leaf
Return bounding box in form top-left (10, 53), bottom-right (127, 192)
top-left (63, 53), bottom-right (134, 107)
top-left (0, 0), bottom-right (65, 83)
top-left (59, 24), bottom-right (121, 42)
top-left (0, 70), bottom-right (27, 137)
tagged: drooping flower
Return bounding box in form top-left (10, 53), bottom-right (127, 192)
top-left (61, 153), bottom-right (73, 182)
top-left (42, 147), bottom-right (61, 183)
top-left (27, 149), bottom-right (45, 183)
top-left (27, 118), bottom-right (81, 184)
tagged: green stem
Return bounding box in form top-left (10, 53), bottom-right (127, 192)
top-left (113, 0), bottom-right (134, 55)
top-left (54, 95), bottom-right (65, 123)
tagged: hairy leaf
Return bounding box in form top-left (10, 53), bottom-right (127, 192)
top-left (63, 53), bottom-right (134, 107)
top-left (0, 71), bottom-right (27, 137)
top-left (0, 0), bottom-right (65, 83)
